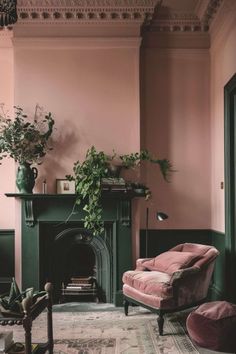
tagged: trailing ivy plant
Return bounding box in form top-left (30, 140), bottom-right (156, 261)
top-left (119, 149), bottom-right (172, 182)
top-left (67, 146), bottom-right (173, 237)
top-left (67, 146), bottom-right (110, 236)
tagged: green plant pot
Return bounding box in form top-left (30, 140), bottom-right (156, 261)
top-left (16, 163), bottom-right (38, 194)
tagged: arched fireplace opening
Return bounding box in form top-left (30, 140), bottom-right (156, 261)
top-left (50, 227), bottom-right (112, 303)
top-left (65, 243), bottom-right (96, 280)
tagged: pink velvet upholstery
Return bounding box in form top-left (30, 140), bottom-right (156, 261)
top-left (186, 301), bottom-right (236, 353)
top-left (142, 251), bottom-right (200, 274)
top-left (122, 243), bottom-right (219, 335)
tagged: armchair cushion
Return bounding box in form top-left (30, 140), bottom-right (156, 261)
top-left (122, 270), bottom-right (172, 298)
top-left (142, 251), bottom-right (200, 274)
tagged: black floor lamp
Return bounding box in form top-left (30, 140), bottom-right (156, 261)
top-left (145, 207), bottom-right (168, 257)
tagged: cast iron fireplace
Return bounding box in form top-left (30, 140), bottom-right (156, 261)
top-left (6, 194), bottom-right (136, 306)
top-left (40, 225), bottom-right (113, 303)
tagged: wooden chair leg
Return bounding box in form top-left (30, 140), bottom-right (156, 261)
top-left (124, 299), bottom-right (129, 316)
top-left (23, 317), bottom-right (32, 354)
top-left (157, 312), bottom-right (164, 336)
top-left (22, 297), bottom-right (32, 354)
top-left (45, 283), bottom-right (54, 354)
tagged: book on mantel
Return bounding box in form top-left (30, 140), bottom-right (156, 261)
top-left (101, 178), bottom-right (126, 191)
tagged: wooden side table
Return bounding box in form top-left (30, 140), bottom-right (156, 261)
top-left (0, 283), bottom-right (53, 354)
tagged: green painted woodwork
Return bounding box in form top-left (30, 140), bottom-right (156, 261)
top-left (0, 225), bottom-right (227, 303)
top-left (224, 74), bottom-right (236, 302)
top-left (140, 229), bottom-right (225, 300)
top-left (211, 230), bottom-right (225, 300)
top-left (6, 193), bottom-right (138, 306)
top-left (140, 229), bottom-right (211, 258)
top-left (0, 230), bottom-right (14, 277)
top-left (0, 229), bottom-right (15, 294)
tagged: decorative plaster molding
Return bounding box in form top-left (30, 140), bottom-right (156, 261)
top-left (210, 0), bottom-right (236, 50)
top-left (18, 0), bottom-right (156, 6)
top-left (16, 0), bottom-right (159, 25)
top-left (200, 0), bottom-right (223, 27)
top-left (2, 0), bottom-right (223, 37)
top-left (146, 0), bottom-right (223, 32)
top-left (12, 36), bottom-right (141, 48)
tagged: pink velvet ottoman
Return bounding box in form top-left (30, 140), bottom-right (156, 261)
top-left (186, 301), bottom-right (236, 353)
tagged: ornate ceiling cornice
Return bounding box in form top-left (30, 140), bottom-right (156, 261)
top-left (146, 0), bottom-right (223, 33)
top-left (0, 0), bottom-right (224, 37)
top-left (16, 0), bottom-right (159, 25)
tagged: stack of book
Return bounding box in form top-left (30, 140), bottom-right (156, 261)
top-left (101, 178), bottom-right (126, 191)
top-left (62, 276), bottom-right (97, 295)
top-left (0, 332), bottom-right (13, 353)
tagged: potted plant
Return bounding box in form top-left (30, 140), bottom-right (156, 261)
top-left (119, 149), bottom-right (172, 181)
top-left (129, 182), bottom-right (151, 199)
top-left (0, 104), bottom-right (55, 193)
top-left (68, 146), bottom-right (172, 236)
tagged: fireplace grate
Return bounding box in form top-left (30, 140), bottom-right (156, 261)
top-left (61, 276), bottom-right (99, 303)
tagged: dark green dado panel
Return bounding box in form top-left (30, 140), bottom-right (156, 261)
top-left (140, 229), bottom-right (225, 301)
top-left (0, 223), bottom-right (226, 302)
top-left (0, 229), bottom-right (15, 294)
top-left (140, 229), bottom-right (211, 258)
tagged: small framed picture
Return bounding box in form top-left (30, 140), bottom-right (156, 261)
top-left (56, 179), bottom-right (75, 194)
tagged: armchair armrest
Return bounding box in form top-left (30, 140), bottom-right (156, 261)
top-left (136, 258), bottom-right (152, 270)
top-left (170, 266), bottom-right (200, 284)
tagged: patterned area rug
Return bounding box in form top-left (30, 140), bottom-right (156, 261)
top-left (3, 306), bottom-right (199, 354)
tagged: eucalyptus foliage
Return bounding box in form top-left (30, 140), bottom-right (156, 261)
top-left (0, 104), bottom-right (55, 165)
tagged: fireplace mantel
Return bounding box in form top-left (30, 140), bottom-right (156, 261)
top-left (6, 191), bottom-right (143, 227)
top-left (6, 192), bottom-right (144, 305)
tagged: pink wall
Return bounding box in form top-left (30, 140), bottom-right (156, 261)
top-left (0, 35), bottom-right (212, 234)
top-left (141, 48), bottom-right (211, 230)
top-left (13, 38), bottom-right (141, 194)
top-left (0, 35), bottom-right (15, 229)
top-left (210, 3), bottom-right (236, 232)
top-left (2, 6), bottom-right (235, 237)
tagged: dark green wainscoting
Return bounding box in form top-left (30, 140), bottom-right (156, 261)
top-left (0, 229), bottom-right (15, 294)
top-left (0, 227), bottom-right (227, 302)
top-left (140, 229), bottom-right (225, 301)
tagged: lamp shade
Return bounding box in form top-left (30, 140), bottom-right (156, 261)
top-left (156, 212), bottom-right (168, 221)
top-left (0, 0), bottom-right (17, 27)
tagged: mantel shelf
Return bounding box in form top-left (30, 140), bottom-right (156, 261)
top-left (5, 193), bottom-right (76, 198)
top-left (5, 190), bottom-right (146, 199)
top-left (5, 191), bottom-right (145, 228)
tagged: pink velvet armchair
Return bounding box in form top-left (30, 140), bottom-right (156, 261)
top-left (122, 243), bottom-right (219, 335)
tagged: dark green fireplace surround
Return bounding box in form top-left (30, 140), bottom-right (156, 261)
top-left (6, 193), bottom-right (138, 306)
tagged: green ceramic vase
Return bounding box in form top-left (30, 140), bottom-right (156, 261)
top-left (16, 163), bottom-right (38, 194)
